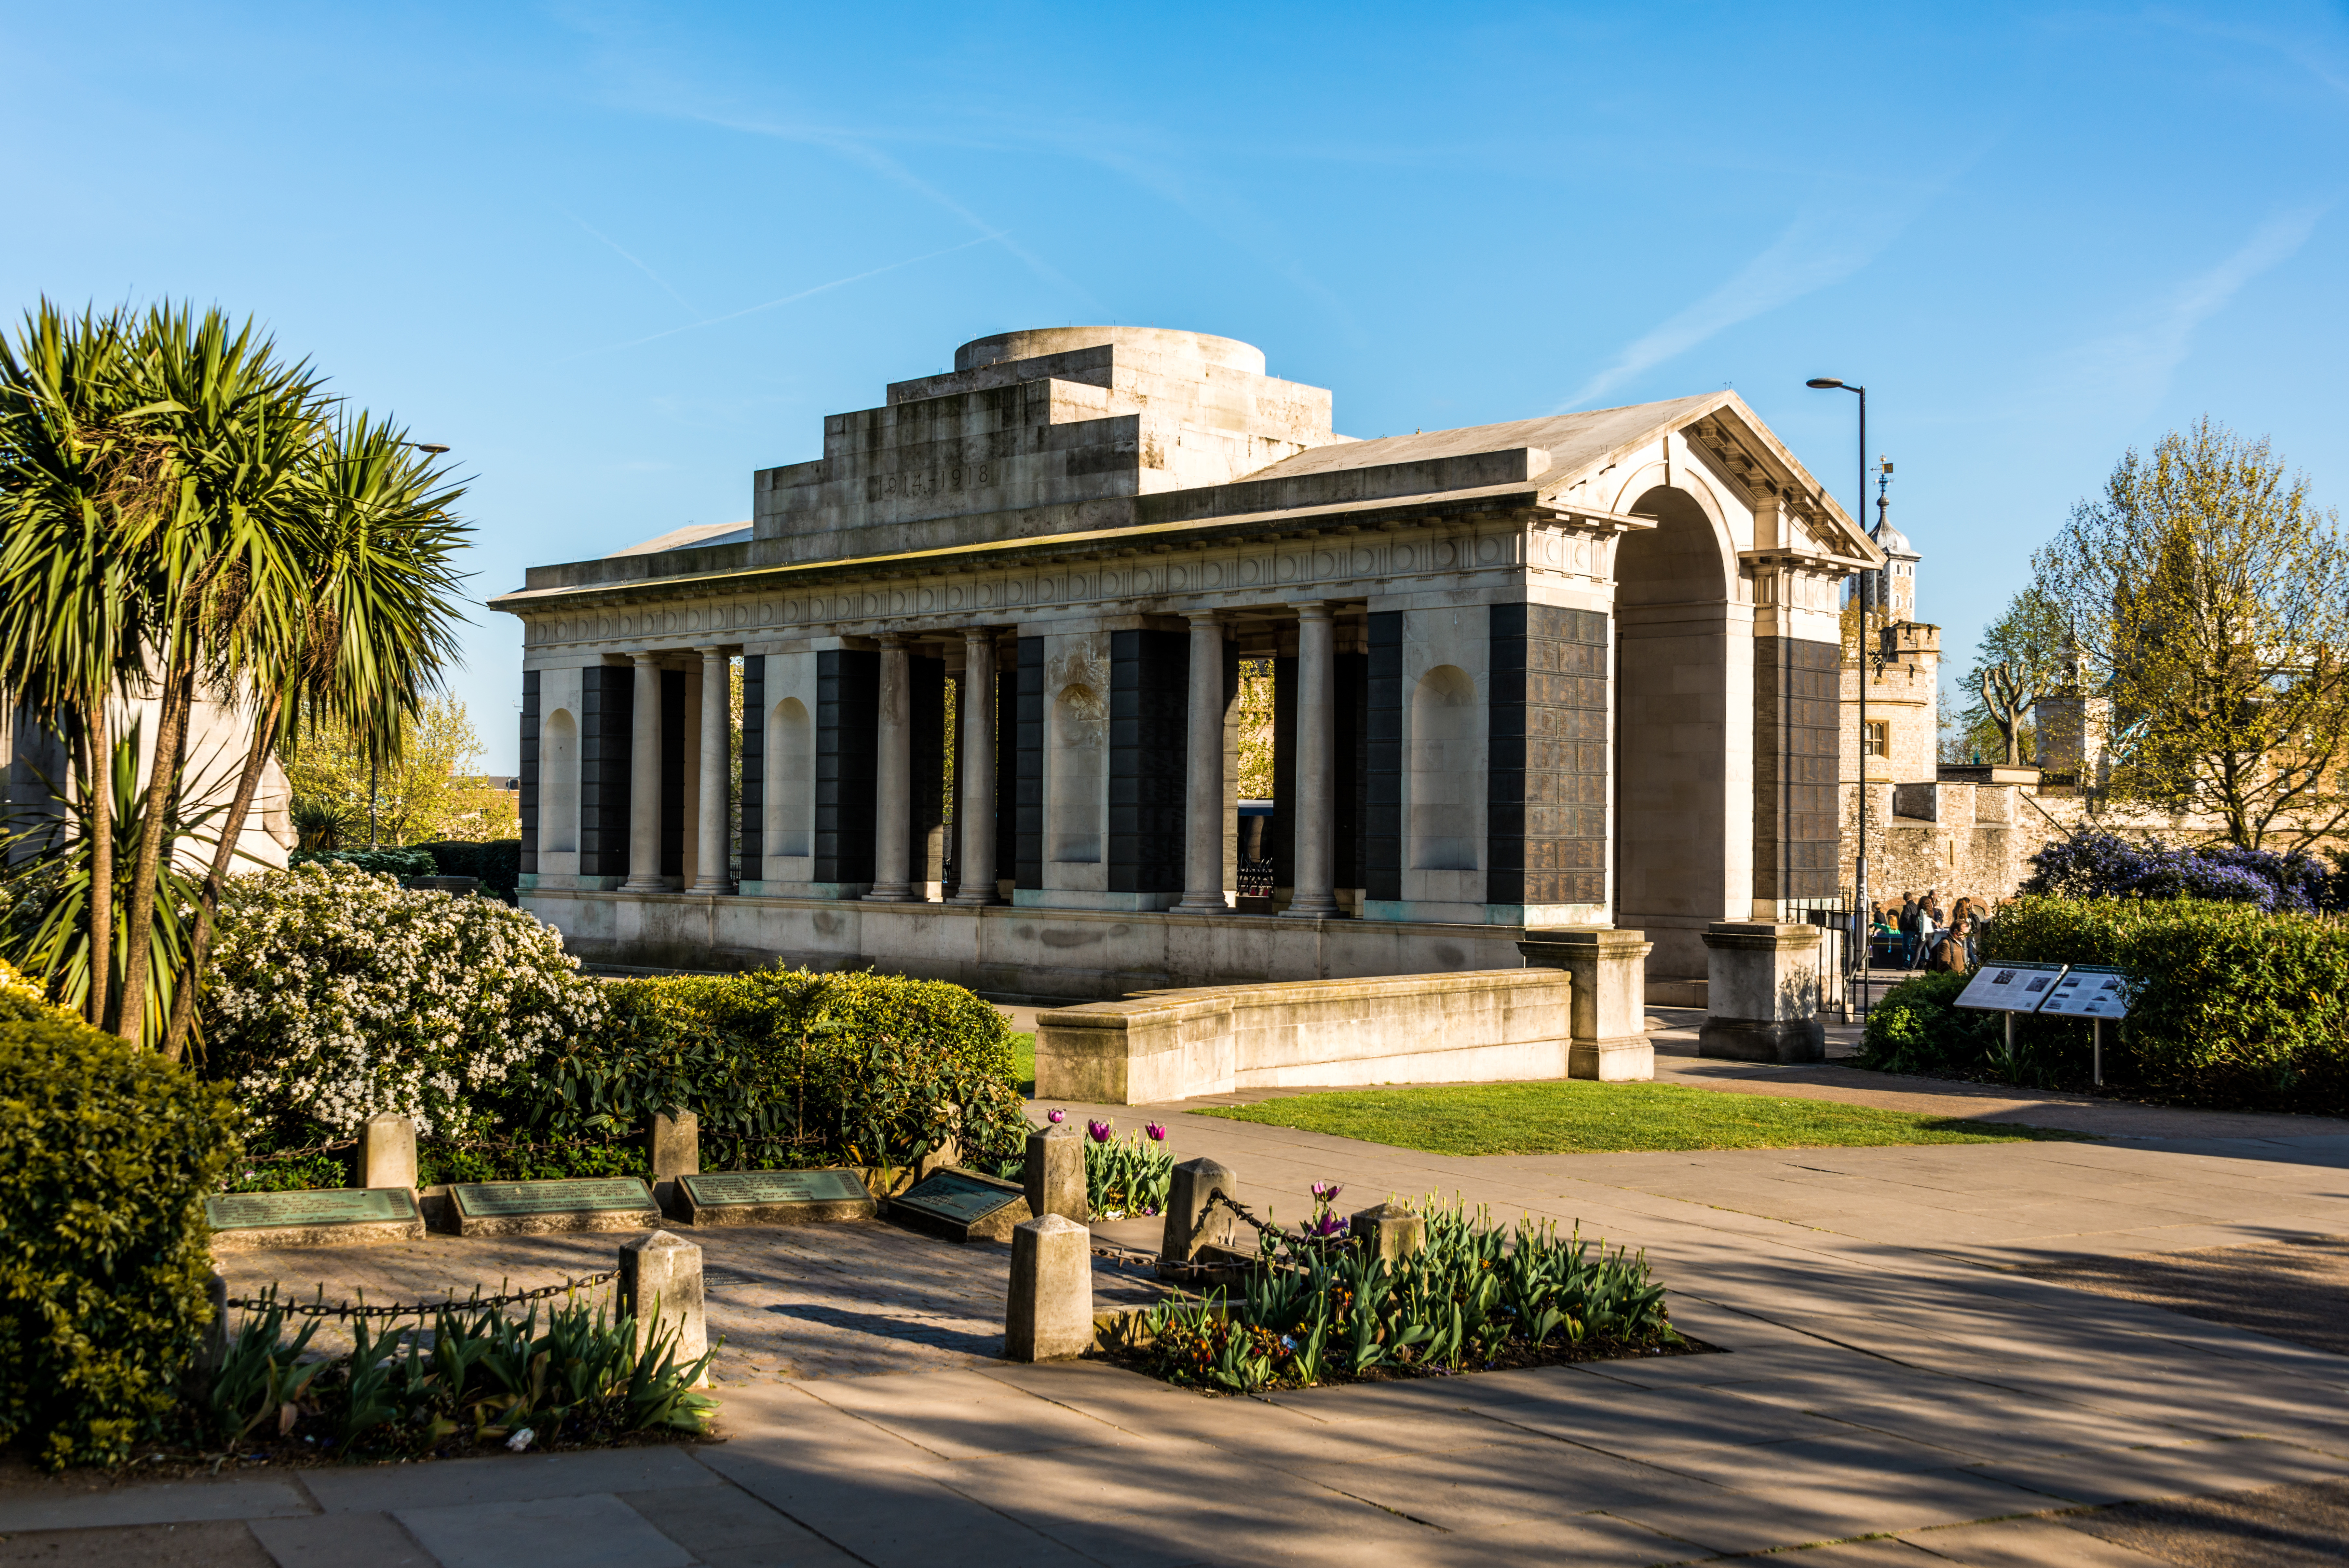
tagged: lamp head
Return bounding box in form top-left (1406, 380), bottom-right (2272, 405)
top-left (411, 443), bottom-right (452, 455)
top-left (1805, 377), bottom-right (1845, 390)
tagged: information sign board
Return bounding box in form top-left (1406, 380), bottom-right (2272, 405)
top-left (448, 1177), bottom-right (660, 1236)
top-left (204, 1186), bottom-right (426, 1251)
top-left (1952, 961), bottom-right (2067, 1013)
top-left (887, 1167), bottom-right (1030, 1243)
top-left (2037, 966), bottom-right (2132, 1021)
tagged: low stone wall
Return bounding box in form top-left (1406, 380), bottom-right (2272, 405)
top-left (522, 887), bottom-right (1535, 1001)
top-left (1033, 969), bottom-right (1573, 1104)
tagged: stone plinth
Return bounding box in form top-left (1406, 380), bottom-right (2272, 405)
top-left (619, 1229), bottom-right (708, 1384)
top-left (1005, 1213), bottom-right (1093, 1362)
top-left (1022, 1123), bottom-right (1086, 1224)
top-left (1698, 922), bottom-right (1825, 1063)
top-left (1351, 1201), bottom-right (1425, 1262)
top-left (1037, 969), bottom-right (1570, 1105)
top-left (1161, 1157), bottom-right (1237, 1263)
top-left (1516, 929), bottom-right (1653, 1080)
top-left (648, 1108), bottom-right (699, 1217)
top-left (359, 1113), bottom-right (417, 1191)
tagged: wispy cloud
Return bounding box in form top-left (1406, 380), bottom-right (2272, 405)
top-left (558, 206), bottom-right (699, 316)
top-left (2049, 204), bottom-right (2329, 405)
top-left (1556, 203), bottom-right (1912, 412)
top-left (554, 233), bottom-right (1008, 363)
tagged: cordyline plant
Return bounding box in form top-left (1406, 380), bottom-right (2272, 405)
top-left (0, 299), bottom-right (466, 1052)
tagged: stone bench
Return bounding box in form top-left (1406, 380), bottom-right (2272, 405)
top-left (1034, 968), bottom-right (1578, 1104)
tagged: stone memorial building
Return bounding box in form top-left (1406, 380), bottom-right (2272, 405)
top-left (493, 327), bottom-right (1882, 1000)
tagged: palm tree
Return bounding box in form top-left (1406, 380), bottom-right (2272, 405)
top-left (159, 413), bottom-right (466, 1060)
top-left (0, 302), bottom-right (180, 1027)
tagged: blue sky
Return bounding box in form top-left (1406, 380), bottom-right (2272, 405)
top-left (4, 2), bottom-right (2343, 770)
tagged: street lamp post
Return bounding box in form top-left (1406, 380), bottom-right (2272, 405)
top-left (1805, 377), bottom-right (1871, 1022)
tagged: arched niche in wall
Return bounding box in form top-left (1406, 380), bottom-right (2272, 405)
top-left (1049, 681), bottom-right (1104, 864)
top-left (767, 697), bottom-right (812, 858)
top-left (1408, 664), bottom-right (1479, 871)
top-left (540, 709), bottom-right (579, 854)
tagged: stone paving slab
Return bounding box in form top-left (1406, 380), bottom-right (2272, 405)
top-left (392, 1493), bottom-right (691, 1568)
top-left (243, 1512), bottom-right (432, 1568)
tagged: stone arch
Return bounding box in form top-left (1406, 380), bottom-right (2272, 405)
top-left (766, 697), bottom-right (812, 859)
top-left (540, 709), bottom-right (579, 854)
top-left (1614, 484), bottom-right (1740, 974)
top-left (1049, 681), bottom-right (1104, 864)
top-left (1408, 665), bottom-right (1479, 872)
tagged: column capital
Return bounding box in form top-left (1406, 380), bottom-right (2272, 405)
top-left (1184, 610), bottom-right (1226, 630)
top-left (630, 650), bottom-right (661, 667)
top-left (875, 631), bottom-right (907, 649)
top-left (693, 643), bottom-right (726, 658)
top-left (1289, 601), bottom-right (1336, 623)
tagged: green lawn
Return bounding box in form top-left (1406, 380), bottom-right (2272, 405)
top-left (1010, 1030), bottom-right (1035, 1098)
top-left (1193, 1081), bottom-right (2090, 1156)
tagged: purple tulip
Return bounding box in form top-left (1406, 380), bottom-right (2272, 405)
top-left (1145, 1122), bottom-right (1167, 1142)
top-left (1087, 1119), bottom-right (1113, 1143)
top-left (1310, 1181), bottom-right (1341, 1203)
top-left (1047, 1108), bottom-right (1066, 1124)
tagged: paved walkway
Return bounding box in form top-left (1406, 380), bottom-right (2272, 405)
top-left (13, 1061), bottom-right (2349, 1564)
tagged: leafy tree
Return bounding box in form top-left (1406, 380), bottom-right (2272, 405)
top-left (279, 694), bottom-right (507, 850)
top-left (1954, 586), bottom-right (2070, 766)
top-left (2035, 419), bottom-right (2349, 849)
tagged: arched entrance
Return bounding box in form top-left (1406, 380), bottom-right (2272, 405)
top-left (1614, 485), bottom-right (1739, 979)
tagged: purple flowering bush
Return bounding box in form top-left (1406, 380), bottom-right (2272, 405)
top-left (2020, 832), bottom-right (2332, 914)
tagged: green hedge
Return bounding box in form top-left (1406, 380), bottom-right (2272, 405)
top-left (412, 839), bottom-right (523, 898)
top-left (518, 967), bottom-right (1026, 1173)
top-left (0, 1012), bottom-right (242, 1467)
top-left (288, 846), bottom-right (437, 878)
top-left (1860, 895), bottom-right (2349, 1113)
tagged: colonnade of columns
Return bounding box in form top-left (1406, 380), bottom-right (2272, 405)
top-left (578, 603), bottom-right (1349, 915)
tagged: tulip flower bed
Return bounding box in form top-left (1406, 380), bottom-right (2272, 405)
top-left (1127, 1195), bottom-right (1686, 1394)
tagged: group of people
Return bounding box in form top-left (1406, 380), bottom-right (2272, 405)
top-left (1866, 890), bottom-right (1988, 972)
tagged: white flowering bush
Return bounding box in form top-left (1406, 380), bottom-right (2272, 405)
top-left (205, 863), bottom-right (605, 1136)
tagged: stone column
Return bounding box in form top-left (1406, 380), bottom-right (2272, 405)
top-left (1174, 613), bottom-right (1228, 913)
top-left (690, 647), bottom-right (732, 893)
top-left (359, 1113), bottom-right (417, 1190)
top-left (1284, 603), bottom-right (1339, 917)
top-left (1699, 922), bottom-right (1825, 1062)
top-left (620, 653), bottom-right (665, 891)
top-left (865, 633), bottom-right (914, 902)
top-left (618, 1230), bottom-right (708, 1385)
top-left (1005, 1213), bottom-right (1093, 1362)
top-left (1516, 928), bottom-right (1655, 1081)
top-left (951, 628), bottom-right (998, 904)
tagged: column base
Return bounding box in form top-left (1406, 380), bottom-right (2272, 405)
top-left (862, 886), bottom-right (917, 903)
top-left (618, 878), bottom-right (670, 894)
top-left (1280, 896), bottom-right (1340, 918)
top-left (1172, 893), bottom-right (1230, 913)
top-left (1697, 1017), bottom-right (1826, 1064)
top-left (1568, 1035), bottom-right (1654, 1081)
top-left (948, 889), bottom-right (999, 906)
top-left (688, 880), bottom-right (736, 896)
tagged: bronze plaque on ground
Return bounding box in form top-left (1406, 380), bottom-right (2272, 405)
top-left (205, 1187), bottom-right (426, 1250)
top-left (679, 1168), bottom-right (877, 1226)
top-left (885, 1167), bottom-right (1031, 1244)
top-left (449, 1177), bottom-right (661, 1237)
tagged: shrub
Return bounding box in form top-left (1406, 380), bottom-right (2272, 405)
top-left (1985, 895), bottom-right (2349, 1111)
top-left (204, 863), bottom-right (607, 1138)
top-left (413, 839), bottom-right (523, 899)
top-left (2021, 831), bottom-right (2330, 913)
top-left (288, 846), bottom-right (439, 878)
top-left (1857, 970), bottom-right (2001, 1078)
top-left (0, 1012), bottom-right (242, 1467)
top-left (527, 966), bottom-right (1027, 1174)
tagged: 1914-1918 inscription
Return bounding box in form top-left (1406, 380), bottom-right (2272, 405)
top-left (886, 1168), bottom-right (1031, 1244)
top-left (205, 1187), bottom-right (426, 1251)
top-left (449, 1177), bottom-right (661, 1237)
top-left (678, 1168), bottom-right (877, 1227)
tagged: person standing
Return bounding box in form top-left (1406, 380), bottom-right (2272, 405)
top-left (1898, 893), bottom-right (1925, 969)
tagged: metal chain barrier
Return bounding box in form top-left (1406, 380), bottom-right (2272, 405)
top-left (224, 1269), bottom-right (621, 1323)
top-left (242, 1139), bottom-right (358, 1166)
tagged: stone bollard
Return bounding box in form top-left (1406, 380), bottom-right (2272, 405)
top-left (1698, 922), bottom-right (1825, 1063)
top-left (1005, 1213), bottom-right (1093, 1362)
top-left (1022, 1122), bottom-right (1087, 1223)
top-left (1351, 1201), bottom-right (1425, 1263)
top-left (195, 1271), bottom-right (230, 1386)
top-left (1518, 927), bottom-right (1655, 1081)
top-left (1160, 1156), bottom-right (1237, 1263)
top-left (648, 1108), bottom-right (699, 1217)
top-left (619, 1230), bottom-right (709, 1385)
top-left (359, 1112), bottom-right (417, 1190)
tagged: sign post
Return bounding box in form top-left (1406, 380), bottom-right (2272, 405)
top-left (2035, 965), bottom-right (2133, 1088)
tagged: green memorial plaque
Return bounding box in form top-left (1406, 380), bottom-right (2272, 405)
top-left (452, 1177), bottom-right (656, 1218)
top-left (684, 1169), bottom-right (869, 1206)
top-left (207, 1187), bottom-right (418, 1231)
top-left (886, 1168), bottom-right (1030, 1243)
top-left (677, 1168), bottom-right (877, 1227)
